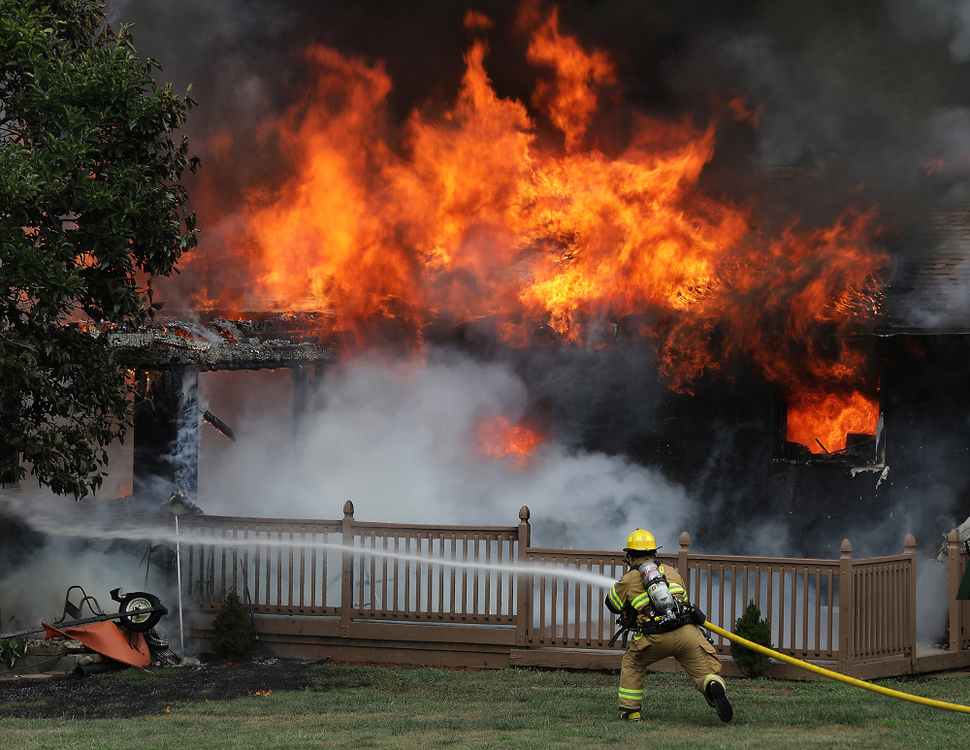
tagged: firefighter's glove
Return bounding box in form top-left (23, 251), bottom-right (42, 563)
top-left (689, 605), bottom-right (707, 627)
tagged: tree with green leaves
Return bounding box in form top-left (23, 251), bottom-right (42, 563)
top-left (0, 0), bottom-right (199, 497)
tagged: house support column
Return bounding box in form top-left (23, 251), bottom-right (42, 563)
top-left (132, 365), bottom-right (200, 505)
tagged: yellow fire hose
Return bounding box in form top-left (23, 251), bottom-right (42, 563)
top-left (704, 621), bottom-right (970, 715)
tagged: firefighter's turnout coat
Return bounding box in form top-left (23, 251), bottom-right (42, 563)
top-left (606, 556), bottom-right (724, 711)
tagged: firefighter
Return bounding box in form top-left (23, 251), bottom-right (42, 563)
top-left (605, 528), bottom-right (732, 723)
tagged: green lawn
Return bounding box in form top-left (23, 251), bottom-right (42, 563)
top-left (3, 664), bottom-right (970, 750)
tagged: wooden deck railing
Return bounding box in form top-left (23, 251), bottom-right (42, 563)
top-left (176, 503), bottom-right (970, 677)
top-left (520, 549), bottom-right (626, 649)
top-left (184, 517), bottom-right (343, 615)
top-left (344, 521), bottom-right (522, 628)
top-left (845, 539), bottom-right (916, 669)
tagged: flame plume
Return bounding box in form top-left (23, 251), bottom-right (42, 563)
top-left (186, 6), bottom-right (889, 456)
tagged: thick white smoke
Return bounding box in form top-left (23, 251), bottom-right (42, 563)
top-left (0, 489), bottom-right (178, 638)
top-left (197, 349), bottom-right (694, 553)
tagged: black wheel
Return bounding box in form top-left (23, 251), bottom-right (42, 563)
top-left (118, 592), bottom-right (164, 633)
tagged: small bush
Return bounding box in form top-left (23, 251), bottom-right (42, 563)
top-left (211, 592), bottom-right (253, 662)
top-left (731, 599), bottom-right (773, 678)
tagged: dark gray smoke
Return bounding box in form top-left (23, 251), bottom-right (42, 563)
top-left (886, 0), bottom-right (970, 62)
top-left (701, 3), bottom-right (970, 201)
top-left (106, 1), bottom-right (970, 234)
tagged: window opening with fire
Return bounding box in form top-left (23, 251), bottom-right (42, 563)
top-left (780, 389), bottom-right (884, 466)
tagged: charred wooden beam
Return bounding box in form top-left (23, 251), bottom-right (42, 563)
top-left (97, 315), bottom-right (342, 505)
top-left (202, 410), bottom-right (236, 442)
top-left (101, 316), bottom-right (341, 372)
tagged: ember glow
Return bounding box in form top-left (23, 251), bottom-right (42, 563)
top-left (475, 414), bottom-right (546, 472)
top-left (186, 4), bottom-right (889, 456)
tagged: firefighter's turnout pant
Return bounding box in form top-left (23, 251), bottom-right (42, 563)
top-left (618, 624), bottom-right (724, 711)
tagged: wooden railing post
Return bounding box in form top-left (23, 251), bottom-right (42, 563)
top-left (904, 534), bottom-right (917, 670)
top-left (516, 505), bottom-right (531, 648)
top-left (678, 532), bottom-right (691, 592)
top-left (341, 500), bottom-right (355, 638)
top-left (948, 529), bottom-right (961, 655)
top-left (838, 538), bottom-right (853, 675)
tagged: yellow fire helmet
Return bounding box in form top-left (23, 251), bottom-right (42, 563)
top-left (624, 528), bottom-right (658, 555)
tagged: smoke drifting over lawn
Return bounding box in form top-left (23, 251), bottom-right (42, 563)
top-left (0, 490), bottom-right (185, 640)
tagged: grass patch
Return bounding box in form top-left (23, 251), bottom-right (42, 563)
top-left (1, 665), bottom-right (969, 749)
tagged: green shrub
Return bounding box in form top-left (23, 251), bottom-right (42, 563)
top-left (211, 591), bottom-right (253, 662)
top-left (731, 599), bottom-right (773, 678)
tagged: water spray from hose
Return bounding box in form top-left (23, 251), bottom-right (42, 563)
top-left (8, 506), bottom-right (619, 589)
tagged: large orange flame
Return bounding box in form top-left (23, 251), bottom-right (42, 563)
top-left (207, 6), bottom-right (763, 349)
top-left (526, 6), bottom-right (617, 151)
top-left (184, 5), bottom-right (889, 456)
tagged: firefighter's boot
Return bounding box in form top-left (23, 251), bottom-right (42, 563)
top-left (619, 708), bottom-right (642, 722)
top-left (704, 680), bottom-right (733, 723)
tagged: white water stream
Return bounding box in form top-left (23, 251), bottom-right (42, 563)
top-left (7, 500), bottom-right (620, 590)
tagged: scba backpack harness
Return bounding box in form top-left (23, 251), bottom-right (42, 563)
top-left (610, 562), bottom-right (707, 645)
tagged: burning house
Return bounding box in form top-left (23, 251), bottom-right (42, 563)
top-left (10, 1), bottom-right (970, 563)
top-left (7, 3), bottom-right (970, 678)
